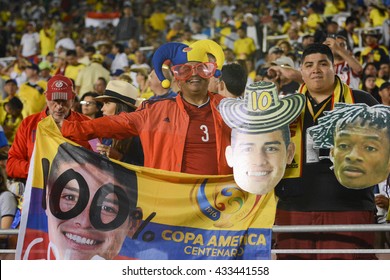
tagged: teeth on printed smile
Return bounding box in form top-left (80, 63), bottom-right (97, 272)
top-left (65, 233), bottom-right (97, 245)
top-left (247, 171), bottom-right (270, 176)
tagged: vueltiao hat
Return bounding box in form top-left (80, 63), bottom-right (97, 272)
top-left (152, 41), bottom-right (212, 89)
top-left (218, 81), bottom-right (305, 134)
top-left (189, 39), bottom-right (225, 78)
top-left (94, 80), bottom-right (139, 109)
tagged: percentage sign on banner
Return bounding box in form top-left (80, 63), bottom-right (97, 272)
top-left (132, 211), bottom-right (156, 242)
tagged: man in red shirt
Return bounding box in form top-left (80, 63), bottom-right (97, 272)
top-left (6, 75), bottom-right (91, 182)
top-left (57, 40), bottom-right (232, 175)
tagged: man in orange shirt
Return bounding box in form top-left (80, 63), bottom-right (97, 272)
top-left (56, 40), bottom-right (232, 175)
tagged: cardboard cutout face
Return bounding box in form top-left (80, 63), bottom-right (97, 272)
top-left (219, 81), bottom-right (305, 194)
top-left (226, 129), bottom-right (295, 194)
top-left (330, 123), bottom-right (390, 189)
top-left (308, 103), bottom-right (390, 189)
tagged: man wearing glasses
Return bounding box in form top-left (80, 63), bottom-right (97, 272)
top-left (56, 40), bottom-right (232, 175)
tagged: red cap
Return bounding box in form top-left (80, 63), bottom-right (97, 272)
top-left (45, 75), bottom-right (75, 101)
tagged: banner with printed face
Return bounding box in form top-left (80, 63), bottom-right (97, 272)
top-left (15, 117), bottom-right (277, 260)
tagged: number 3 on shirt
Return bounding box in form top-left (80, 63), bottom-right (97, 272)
top-left (200, 125), bottom-right (209, 142)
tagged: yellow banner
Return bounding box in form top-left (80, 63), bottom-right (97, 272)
top-left (16, 117), bottom-right (277, 260)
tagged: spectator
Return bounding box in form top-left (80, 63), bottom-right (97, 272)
top-left (338, 16), bottom-right (359, 51)
top-left (115, 4), bottom-right (140, 44)
top-left (93, 80), bottom-right (144, 166)
top-left (223, 48), bottom-right (236, 65)
top-left (273, 43), bottom-right (378, 260)
top-left (18, 21), bottom-right (40, 64)
top-left (303, 3), bottom-right (324, 34)
top-left (218, 63), bottom-right (247, 98)
top-left (379, 81), bottom-right (390, 105)
top-left (323, 34), bottom-right (363, 89)
top-left (39, 18), bottom-right (56, 57)
top-left (241, 13), bottom-right (262, 60)
top-left (53, 52), bottom-right (67, 76)
top-left (361, 75), bottom-right (381, 103)
top-left (79, 92), bottom-right (103, 120)
top-left (233, 27), bottom-right (256, 61)
top-left (1, 97), bottom-right (24, 146)
top-left (148, 69), bottom-right (177, 101)
top-left (374, 176), bottom-right (390, 249)
top-left (362, 62), bottom-right (385, 88)
top-left (263, 46), bottom-right (284, 69)
top-left (368, 3), bottom-right (388, 27)
top-left (18, 63), bottom-right (47, 118)
top-left (38, 61), bottom-right (52, 81)
top-left (133, 68), bottom-right (153, 100)
top-left (1, 79), bottom-right (18, 102)
top-left (75, 54), bottom-right (110, 98)
top-left (97, 42), bottom-right (113, 70)
top-left (270, 56), bottom-right (300, 96)
top-left (0, 165), bottom-right (17, 250)
top-left (129, 50), bottom-right (151, 88)
top-left (55, 30), bottom-right (76, 54)
top-left (111, 43), bottom-right (129, 75)
top-left (93, 77), bottom-right (108, 96)
top-left (378, 62), bottom-right (390, 82)
top-left (64, 50), bottom-right (85, 84)
top-left (360, 29), bottom-right (390, 70)
top-left (6, 75), bottom-right (91, 185)
top-left (56, 41), bottom-right (232, 175)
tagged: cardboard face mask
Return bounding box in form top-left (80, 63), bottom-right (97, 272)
top-left (308, 103), bottom-right (390, 189)
top-left (219, 81), bottom-right (305, 194)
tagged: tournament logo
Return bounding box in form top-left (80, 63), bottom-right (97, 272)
top-left (190, 179), bottom-right (262, 228)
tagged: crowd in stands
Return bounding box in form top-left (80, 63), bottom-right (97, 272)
top-left (0, 0), bottom-right (389, 259)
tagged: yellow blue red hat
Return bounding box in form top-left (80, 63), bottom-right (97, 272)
top-left (152, 42), bottom-right (209, 88)
top-left (189, 39), bottom-right (225, 78)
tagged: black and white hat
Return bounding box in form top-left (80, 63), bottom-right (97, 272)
top-left (218, 81), bottom-right (305, 134)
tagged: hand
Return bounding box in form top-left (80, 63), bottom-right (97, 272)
top-left (96, 143), bottom-right (123, 160)
top-left (375, 195), bottom-right (390, 210)
top-left (96, 143), bottom-right (111, 157)
top-left (323, 37), bottom-right (339, 53)
top-left (267, 65), bottom-right (303, 84)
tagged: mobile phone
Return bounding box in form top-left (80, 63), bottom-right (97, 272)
top-left (88, 138), bottom-right (101, 152)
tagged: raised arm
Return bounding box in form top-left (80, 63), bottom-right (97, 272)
top-left (59, 112), bottom-right (141, 142)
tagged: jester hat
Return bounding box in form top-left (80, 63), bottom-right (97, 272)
top-left (152, 40), bottom-right (225, 88)
top-left (189, 39), bottom-right (225, 79)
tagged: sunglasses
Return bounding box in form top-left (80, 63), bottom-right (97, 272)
top-left (80, 101), bottom-right (96, 106)
top-left (171, 62), bottom-right (217, 81)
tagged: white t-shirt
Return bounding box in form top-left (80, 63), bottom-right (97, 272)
top-left (20, 32), bottom-right (40, 57)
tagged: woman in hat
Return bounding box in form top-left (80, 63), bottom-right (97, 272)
top-left (94, 80), bottom-right (144, 166)
top-left (360, 29), bottom-right (390, 69)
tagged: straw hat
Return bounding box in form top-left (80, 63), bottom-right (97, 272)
top-left (218, 81), bottom-right (305, 134)
top-left (94, 80), bottom-right (139, 108)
